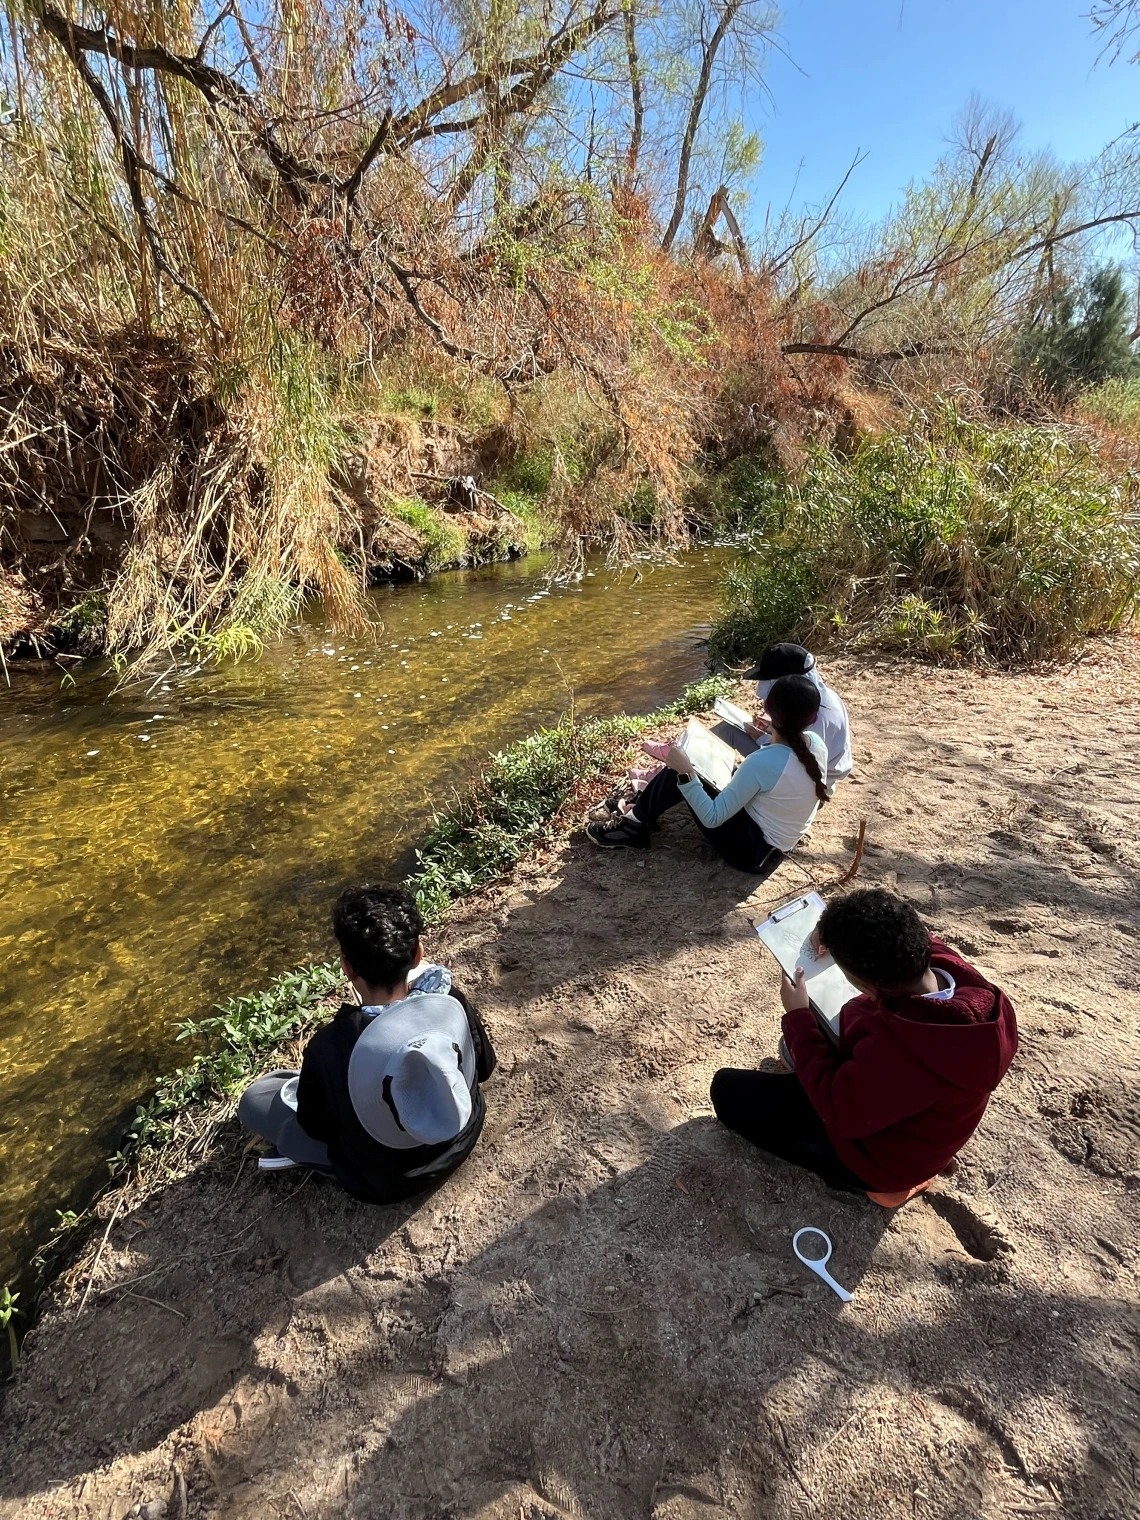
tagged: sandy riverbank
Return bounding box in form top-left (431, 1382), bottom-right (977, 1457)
top-left (3, 643), bottom-right (1139, 1520)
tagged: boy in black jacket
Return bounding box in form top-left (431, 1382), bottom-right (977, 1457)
top-left (239, 884), bottom-right (495, 1203)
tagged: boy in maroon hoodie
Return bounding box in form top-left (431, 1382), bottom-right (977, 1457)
top-left (711, 888), bottom-right (1018, 1207)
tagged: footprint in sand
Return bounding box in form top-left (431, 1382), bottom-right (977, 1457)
top-left (925, 1190), bottom-right (1013, 1262)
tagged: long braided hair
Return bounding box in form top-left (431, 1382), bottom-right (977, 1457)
top-left (764, 674), bottom-right (829, 805)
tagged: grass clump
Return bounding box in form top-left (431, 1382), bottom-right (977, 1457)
top-left (1075, 375), bottom-right (1140, 440)
top-left (388, 499), bottom-right (470, 573)
top-left (708, 403), bottom-right (1140, 666)
top-left (408, 715), bottom-right (643, 923)
top-left (117, 962), bottom-right (345, 1163)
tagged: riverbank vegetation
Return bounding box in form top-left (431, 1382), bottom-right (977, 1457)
top-left (708, 404), bottom-right (1140, 665)
top-left (3, 0), bottom-right (1140, 671)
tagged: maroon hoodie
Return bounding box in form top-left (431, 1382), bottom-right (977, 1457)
top-left (781, 938), bottom-right (1018, 1190)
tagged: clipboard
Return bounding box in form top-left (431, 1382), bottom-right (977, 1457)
top-left (713, 696), bottom-right (753, 732)
top-left (755, 892), bottom-right (859, 1040)
top-left (676, 718), bottom-right (738, 792)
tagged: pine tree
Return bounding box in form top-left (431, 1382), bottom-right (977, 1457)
top-left (1019, 264), bottom-right (1140, 399)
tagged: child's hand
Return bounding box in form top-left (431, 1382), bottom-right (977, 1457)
top-left (780, 966), bottom-right (810, 1013)
top-left (808, 927), bottom-right (827, 958)
top-left (744, 713), bottom-right (771, 740)
top-left (665, 744), bottom-right (694, 775)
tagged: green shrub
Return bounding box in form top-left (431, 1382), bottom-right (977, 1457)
top-left (707, 552), bottom-right (819, 665)
top-left (701, 458), bottom-right (788, 535)
top-left (494, 447), bottom-right (556, 497)
top-left (114, 961), bottom-right (345, 1162)
top-left (708, 403), bottom-right (1140, 666)
top-left (494, 490), bottom-right (552, 552)
top-left (385, 386), bottom-right (440, 419)
top-left (53, 591), bottom-right (108, 654)
top-left (1017, 265), bottom-right (1140, 401)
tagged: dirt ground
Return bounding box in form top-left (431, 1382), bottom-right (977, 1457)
top-left (3, 644), bottom-right (1139, 1520)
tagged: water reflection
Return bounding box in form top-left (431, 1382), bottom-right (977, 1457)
top-left (0, 550), bottom-right (730, 1278)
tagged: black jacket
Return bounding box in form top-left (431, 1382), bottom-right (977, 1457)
top-left (296, 987), bottom-right (496, 1204)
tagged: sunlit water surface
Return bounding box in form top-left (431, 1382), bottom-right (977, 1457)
top-left (0, 550), bottom-right (731, 1279)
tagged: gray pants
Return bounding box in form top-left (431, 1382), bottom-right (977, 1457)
top-left (238, 1070), bottom-right (332, 1168)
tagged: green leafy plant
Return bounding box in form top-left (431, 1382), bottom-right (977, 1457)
top-left (407, 675), bottom-right (737, 923)
top-left (110, 962), bottom-right (344, 1165)
top-left (709, 402), bottom-right (1140, 665)
top-left (0, 1285), bottom-right (18, 1373)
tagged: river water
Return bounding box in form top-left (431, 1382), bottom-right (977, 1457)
top-left (0, 549), bottom-right (731, 1281)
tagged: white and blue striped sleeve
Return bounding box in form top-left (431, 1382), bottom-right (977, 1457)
top-left (676, 747), bottom-right (790, 829)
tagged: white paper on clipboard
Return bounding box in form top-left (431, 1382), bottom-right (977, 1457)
top-left (676, 718), bottom-right (738, 792)
top-left (755, 891), bottom-right (860, 1038)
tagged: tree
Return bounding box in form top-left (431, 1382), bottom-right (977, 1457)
top-left (1018, 264), bottom-right (1140, 397)
top-left (1089, 0), bottom-right (1140, 62)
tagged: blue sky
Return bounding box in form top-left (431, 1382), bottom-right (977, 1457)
top-left (750, 0), bottom-right (1140, 225)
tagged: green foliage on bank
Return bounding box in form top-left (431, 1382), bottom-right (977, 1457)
top-left (708, 404), bottom-right (1140, 666)
top-left (116, 962), bottom-right (345, 1163)
top-left (389, 498), bottom-right (471, 573)
top-left (408, 675), bottom-right (735, 923)
top-left (383, 493), bottom-right (548, 576)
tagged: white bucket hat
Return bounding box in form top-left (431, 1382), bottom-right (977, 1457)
top-left (348, 993), bottom-right (476, 1149)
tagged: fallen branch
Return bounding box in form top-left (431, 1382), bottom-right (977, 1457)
top-left (74, 1193), bottom-right (125, 1320)
top-left (832, 819), bottom-right (867, 887)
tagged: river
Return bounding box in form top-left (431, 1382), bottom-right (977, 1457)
top-left (0, 549), bottom-right (732, 1282)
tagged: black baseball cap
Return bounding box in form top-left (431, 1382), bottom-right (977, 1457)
top-left (743, 642), bottom-right (816, 680)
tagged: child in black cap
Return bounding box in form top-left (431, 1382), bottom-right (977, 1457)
top-left (745, 643), bottom-right (853, 793)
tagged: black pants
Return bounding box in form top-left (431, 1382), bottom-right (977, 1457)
top-left (631, 767), bottom-right (779, 875)
top-left (710, 1068), bottom-right (870, 1192)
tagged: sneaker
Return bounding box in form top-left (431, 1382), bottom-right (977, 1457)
top-left (641, 738), bottom-right (672, 762)
top-left (257, 1149), bottom-right (299, 1171)
top-left (865, 1179), bottom-right (934, 1208)
top-left (586, 815), bottom-right (650, 850)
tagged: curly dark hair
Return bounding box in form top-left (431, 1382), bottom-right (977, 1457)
top-left (818, 888), bottom-right (932, 988)
top-left (333, 883), bottom-right (424, 989)
top-left (764, 674), bottom-right (828, 805)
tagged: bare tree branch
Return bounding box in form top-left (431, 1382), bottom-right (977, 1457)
top-left (389, 3), bottom-right (619, 147)
top-left (764, 154), bottom-right (866, 278)
top-left (339, 109), bottom-right (393, 206)
top-left (43, 18), bottom-right (222, 329)
top-left (35, 3), bottom-right (325, 206)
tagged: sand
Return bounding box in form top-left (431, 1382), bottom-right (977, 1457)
top-left (2, 643), bottom-right (1139, 1520)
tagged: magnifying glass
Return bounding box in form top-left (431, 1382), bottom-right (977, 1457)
top-left (792, 1227), bottom-right (853, 1302)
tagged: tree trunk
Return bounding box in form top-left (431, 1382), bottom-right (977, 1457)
top-left (622, 0), bottom-right (644, 191)
top-left (661, 0), bottom-right (743, 252)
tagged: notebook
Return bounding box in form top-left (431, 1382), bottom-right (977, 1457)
top-left (755, 892), bottom-right (860, 1039)
top-left (676, 718), bottom-right (739, 791)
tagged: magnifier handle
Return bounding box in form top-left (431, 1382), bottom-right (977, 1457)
top-left (809, 1261), bottom-right (853, 1302)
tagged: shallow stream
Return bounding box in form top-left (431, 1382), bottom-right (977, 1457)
top-left (0, 549), bottom-right (731, 1281)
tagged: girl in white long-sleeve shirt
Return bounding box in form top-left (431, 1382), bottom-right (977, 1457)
top-left (745, 641), bottom-right (853, 790)
top-left (587, 675), bottom-right (828, 872)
